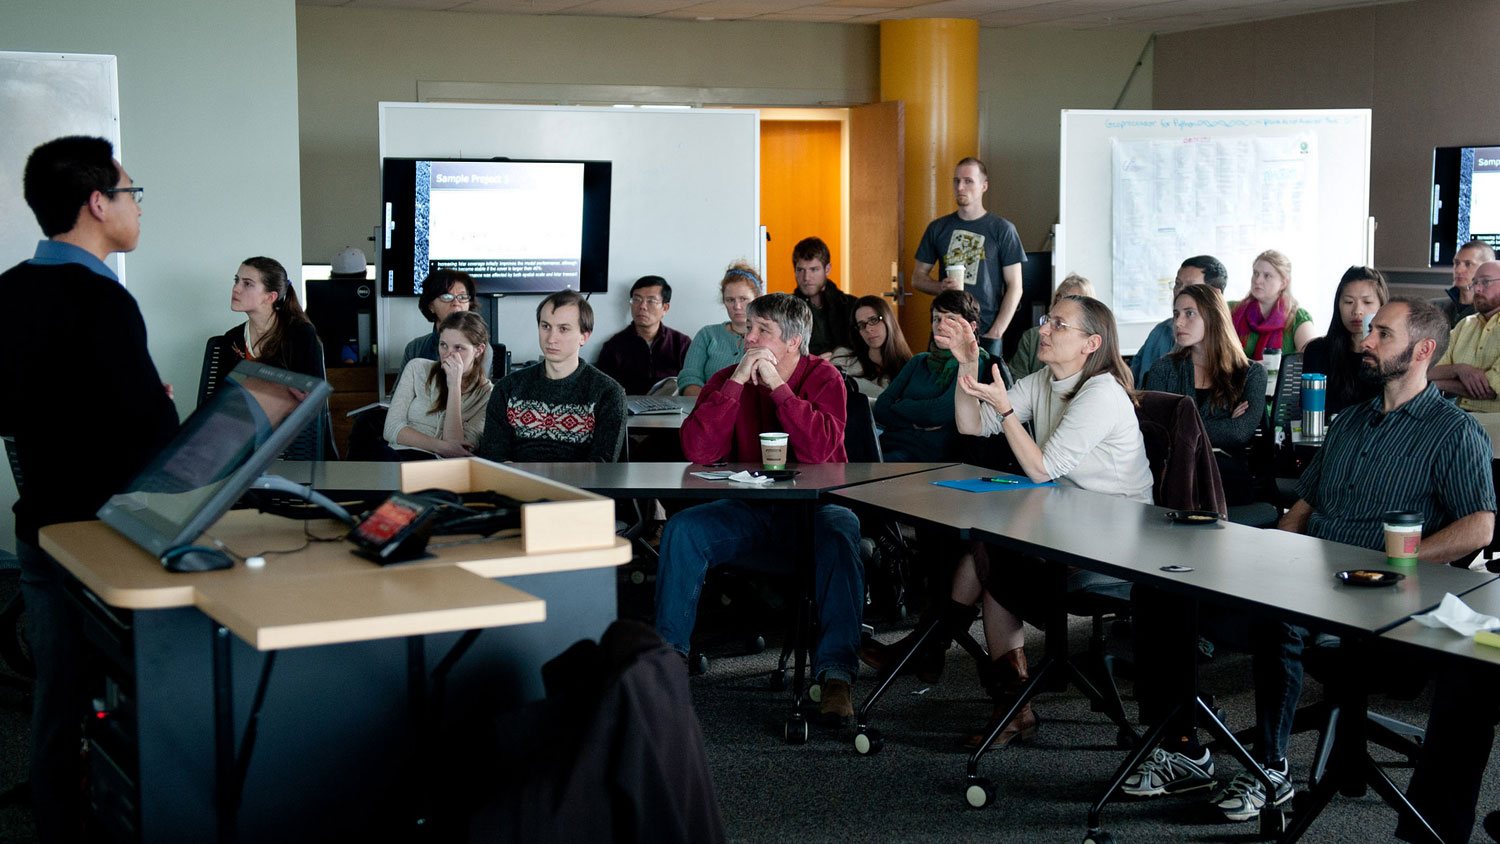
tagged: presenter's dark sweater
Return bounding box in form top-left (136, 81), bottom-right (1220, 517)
top-left (0, 260), bottom-right (179, 545)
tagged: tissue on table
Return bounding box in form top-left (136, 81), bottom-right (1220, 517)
top-left (727, 470), bottom-right (773, 485)
top-left (1412, 592), bottom-right (1500, 637)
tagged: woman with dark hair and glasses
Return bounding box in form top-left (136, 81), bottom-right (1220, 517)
top-left (831, 294), bottom-right (913, 398)
top-left (224, 256), bottom-right (321, 378)
top-left (401, 269), bottom-right (479, 370)
top-left (1301, 266), bottom-right (1389, 415)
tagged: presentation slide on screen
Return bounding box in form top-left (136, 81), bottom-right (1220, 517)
top-left (418, 160), bottom-right (584, 287)
top-left (1467, 147), bottom-right (1500, 249)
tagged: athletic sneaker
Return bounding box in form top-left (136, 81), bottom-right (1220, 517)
top-left (1121, 748), bottom-right (1215, 798)
top-left (1210, 764), bottom-right (1294, 822)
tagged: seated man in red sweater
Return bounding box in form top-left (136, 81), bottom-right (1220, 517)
top-left (654, 292), bottom-right (863, 724)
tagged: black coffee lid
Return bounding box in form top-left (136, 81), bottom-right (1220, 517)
top-left (1382, 510), bottom-right (1422, 526)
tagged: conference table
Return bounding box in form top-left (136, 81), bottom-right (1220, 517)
top-left (38, 467), bottom-right (631, 844)
top-left (829, 465), bottom-right (1496, 843)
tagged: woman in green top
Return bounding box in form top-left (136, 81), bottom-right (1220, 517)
top-left (1229, 249), bottom-right (1315, 359)
top-left (1008, 273), bottom-right (1093, 378)
top-left (678, 262), bottom-right (763, 396)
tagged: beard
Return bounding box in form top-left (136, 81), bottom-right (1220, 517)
top-left (1358, 342), bottom-right (1414, 385)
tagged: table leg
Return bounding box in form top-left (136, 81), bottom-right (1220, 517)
top-left (213, 624), bottom-right (235, 844)
top-left (783, 504), bottom-right (813, 745)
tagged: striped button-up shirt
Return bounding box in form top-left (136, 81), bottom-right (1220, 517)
top-left (1297, 383), bottom-right (1495, 552)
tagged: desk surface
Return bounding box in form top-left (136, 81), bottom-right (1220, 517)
top-left (828, 463), bottom-right (1023, 538)
top-left (833, 468), bottom-right (1496, 637)
top-left (507, 460), bottom-right (954, 500)
top-left (1381, 578), bottom-right (1500, 666)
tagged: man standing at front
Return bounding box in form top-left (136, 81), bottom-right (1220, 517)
top-left (653, 293), bottom-right (863, 725)
top-left (1431, 239), bottom-right (1494, 327)
top-left (790, 236), bottom-right (858, 358)
top-left (478, 289), bottom-right (625, 462)
top-left (0, 136), bottom-right (180, 843)
top-left (595, 274), bottom-right (692, 395)
top-left (912, 158), bottom-right (1026, 357)
top-left (1430, 259), bottom-right (1500, 412)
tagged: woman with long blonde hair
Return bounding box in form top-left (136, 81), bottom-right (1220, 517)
top-left (1229, 249), bottom-right (1315, 358)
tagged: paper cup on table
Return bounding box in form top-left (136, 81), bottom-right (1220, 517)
top-left (1382, 510), bottom-right (1422, 567)
top-left (759, 432), bottom-right (789, 470)
top-left (945, 264), bottom-right (966, 287)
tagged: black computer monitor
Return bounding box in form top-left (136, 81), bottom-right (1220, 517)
top-left (97, 361), bottom-right (332, 560)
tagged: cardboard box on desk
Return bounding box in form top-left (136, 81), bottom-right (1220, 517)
top-left (398, 458), bottom-right (615, 555)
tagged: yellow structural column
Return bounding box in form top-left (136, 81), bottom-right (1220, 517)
top-left (880, 18), bottom-right (979, 345)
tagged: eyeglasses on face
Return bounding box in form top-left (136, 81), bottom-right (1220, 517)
top-left (855, 315), bottom-right (885, 331)
top-left (630, 295), bottom-right (665, 307)
top-left (437, 293), bottom-right (472, 304)
top-left (104, 186), bottom-right (144, 205)
top-left (1039, 314), bottom-right (1088, 334)
top-left (1473, 276), bottom-right (1500, 291)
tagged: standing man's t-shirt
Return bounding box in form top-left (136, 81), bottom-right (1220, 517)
top-left (915, 212), bottom-right (1026, 335)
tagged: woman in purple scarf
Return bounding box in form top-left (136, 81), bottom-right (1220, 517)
top-left (1229, 249), bottom-right (1315, 360)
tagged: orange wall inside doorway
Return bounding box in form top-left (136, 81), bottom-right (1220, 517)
top-left (760, 120), bottom-right (842, 294)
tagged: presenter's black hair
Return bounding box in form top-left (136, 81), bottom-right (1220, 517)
top-left (23, 136), bottom-right (120, 237)
top-left (631, 275), bottom-right (672, 304)
top-left (417, 269), bottom-right (478, 323)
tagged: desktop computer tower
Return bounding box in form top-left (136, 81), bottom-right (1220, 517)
top-left (306, 277), bottom-right (376, 365)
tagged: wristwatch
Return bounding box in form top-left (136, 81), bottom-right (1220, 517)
top-left (998, 407), bottom-right (1015, 421)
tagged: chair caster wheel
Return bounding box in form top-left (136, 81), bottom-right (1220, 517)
top-left (897, 603), bottom-right (908, 620)
top-left (1258, 806), bottom-right (1287, 837)
top-left (767, 669), bottom-right (786, 691)
top-left (1115, 727), bottom-right (1135, 749)
top-left (628, 569), bottom-right (646, 586)
top-left (1082, 830), bottom-right (1115, 844)
top-left (808, 683), bottom-right (822, 704)
top-left (746, 635), bottom-right (765, 655)
top-left (689, 652), bottom-right (708, 676)
top-left (964, 776), bottom-right (995, 808)
top-left (784, 714), bottom-right (808, 745)
top-left (853, 728), bottom-right (883, 755)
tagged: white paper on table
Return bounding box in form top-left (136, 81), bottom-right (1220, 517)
top-left (1411, 593), bottom-right (1500, 637)
top-left (726, 470), bottom-right (772, 485)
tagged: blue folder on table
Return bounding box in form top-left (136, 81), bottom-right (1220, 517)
top-left (933, 473), bottom-right (1059, 493)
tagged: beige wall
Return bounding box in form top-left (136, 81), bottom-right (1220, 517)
top-left (1155, 0), bottom-right (1500, 272)
top-left (297, 7), bottom-right (1151, 262)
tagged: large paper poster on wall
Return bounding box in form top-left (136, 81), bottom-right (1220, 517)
top-left (1109, 134), bottom-right (1319, 323)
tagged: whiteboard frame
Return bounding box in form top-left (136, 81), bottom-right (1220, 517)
top-left (377, 102), bottom-right (761, 392)
top-left (1058, 108), bottom-right (1373, 353)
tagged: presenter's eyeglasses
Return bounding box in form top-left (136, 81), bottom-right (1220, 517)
top-left (1039, 314), bottom-right (1088, 334)
top-left (437, 293), bottom-right (472, 304)
top-left (855, 315), bottom-right (885, 331)
top-left (104, 186), bottom-right (144, 205)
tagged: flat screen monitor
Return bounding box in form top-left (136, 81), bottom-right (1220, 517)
top-left (1431, 144), bottom-right (1500, 265)
top-left (380, 157), bottom-right (612, 297)
top-left (96, 361), bottom-right (332, 558)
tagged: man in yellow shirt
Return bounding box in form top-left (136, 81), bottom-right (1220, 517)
top-left (1432, 260), bottom-right (1500, 411)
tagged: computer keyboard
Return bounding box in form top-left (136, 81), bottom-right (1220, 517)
top-left (627, 396), bottom-right (684, 415)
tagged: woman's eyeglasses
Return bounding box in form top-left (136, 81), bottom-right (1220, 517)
top-left (855, 315), bottom-right (885, 331)
top-left (1039, 314), bottom-right (1087, 334)
top-left (437, 293), bottom-right (472, 304)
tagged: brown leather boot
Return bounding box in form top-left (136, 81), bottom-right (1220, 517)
top-left (965, 647), bottom-right (1039, 748)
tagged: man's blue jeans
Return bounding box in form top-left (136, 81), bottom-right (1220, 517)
top-left (653, 499), bottom-right (863, 683)
top-left (1251, 618), bottom-right (1308, 765)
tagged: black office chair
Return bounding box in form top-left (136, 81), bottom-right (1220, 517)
top-left (1, 436), bottom-right (34, 688)
top-left (199, 335), bottom-right (338, 461)
top-left (1266, 354), bottom-right (1305, 507)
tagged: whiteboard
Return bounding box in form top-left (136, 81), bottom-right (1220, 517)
top-left (1058, 109), bottom-right (1372, 353)
top-left (0, 52), bottom-right (120, 278)
top-left (379, 103), bottom-right (760, 386)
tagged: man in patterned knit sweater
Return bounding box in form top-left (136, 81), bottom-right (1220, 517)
top-left (478, 289), bottom-right (626, 462)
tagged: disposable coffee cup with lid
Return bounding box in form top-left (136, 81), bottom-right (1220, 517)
top-left (1382, 510), bottom-right (1422, 567)
top-left (759, 432), bottom-right (790, 471)
top-left (944, 264), bottom-right (966, 287)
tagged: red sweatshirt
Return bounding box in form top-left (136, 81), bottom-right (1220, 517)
top-left (680, 354), bottom-right (847, 464)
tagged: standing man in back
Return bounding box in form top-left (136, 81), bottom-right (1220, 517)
top-left (912, 158), bottom-right (1026, 357)
top-left (0, 136), bottom-right (180, 843)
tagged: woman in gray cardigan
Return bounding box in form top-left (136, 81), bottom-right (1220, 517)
top-left (1142, 283), bottom-right (1265, 502)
